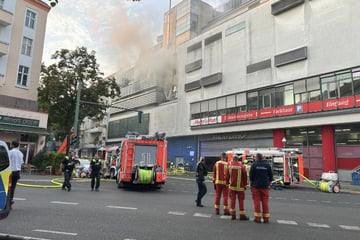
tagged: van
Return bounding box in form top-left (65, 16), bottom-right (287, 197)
top-left (0, 140), bottom-right (12, 220)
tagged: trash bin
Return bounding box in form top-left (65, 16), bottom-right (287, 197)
top-left (352, 168), bottom-right (360, 186)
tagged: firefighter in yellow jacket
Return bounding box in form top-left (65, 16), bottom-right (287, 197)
top-left (226, 155), bottom-right (249, 220)
top-left (213, 152), bottom-right (230, 215)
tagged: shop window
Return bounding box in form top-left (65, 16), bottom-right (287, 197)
top-left (226, 107), bottom-right (237, 114)
top-left (190, 102), bottom-right (200, 119)
top-left (321, 75), bottom-right (337, 100)
top-left (237, 105), bottom-right (246, 112)
top-left (209, 110), bottom-right (218, 117)
top-left (247, 91), bottom-right (258, 111)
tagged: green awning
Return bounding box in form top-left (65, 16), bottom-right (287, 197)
top-left (0, 123), bottom-right (48, 135)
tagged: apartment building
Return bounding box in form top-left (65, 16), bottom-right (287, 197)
top-left (0, 0), bottom-right (50, 164)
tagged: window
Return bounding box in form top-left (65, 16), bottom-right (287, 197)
top-left (25, 9), bottom-right (36, 29)
top-left (190, 102), bottom-right (201, 119)
top-left (176, 15), bottom-right (190, 36)
top-left (21, 37), bottom-right (33, 56)
top-left (275, 85), bottom-right (294, 107)
top-left (0, 0), bottom-right (4, 9)
top-left (336, 72), bottom-right (352, 98)
top-left (217, 97), bottom-right (226, 115)
top-left (200, 101), bottom-right (209, 118)
top-left (247, 91), bottom-right (258, 111)
top-left (295, 92), bottom-right (308, 104)
top-left (17, 65), bottom-right (29, 87)
top-left (309, 90), bottom-right (321, 102)
top-left (321, 75), bottom-right (337, 100)
top-left (0, 145), bottom-right (10, 171)
top-left (209, 99), bottom-right (217, 117)
top-left (353, 71), bottom-right (360, 95)
top-left (259, 89), bottom-right (275, 109)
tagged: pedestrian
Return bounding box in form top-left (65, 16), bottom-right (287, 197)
top-left (90, 154), bottom-right (102, 191)
top-left (213, 152), bottom-right (230, 215)
top-left (226, 154), bottom-right (249, 220)
top-left (9, 140), bottom-right (24, 208)
top-left (195, 156), bottom-right (207, 207)
top-left (60, 151), bottom-right (76, 191)
top-left (249, 153), bottom-right (273, 223)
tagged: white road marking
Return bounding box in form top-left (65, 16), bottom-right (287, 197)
top-left (291, 198), bottom-right (300, 201)
top-left (182, 191), bottom-right (190, 193)
top-left (0, 233), bottom-right (50, 240)
top-left (220, 215), bottom-right (232, 220)
top-left (275, 197), bottom-right (287, 200)
top-left (277, 220), bottom-right (298, 225)
top-left (168, 211), bottom-right (186, 216)
top-left (106, 206), bottom-right (137, 210)
top-left (51, 201), bottom-right (79, 205)
top-left (321, 201), bottom-right (331, 203)
top-left (339, 225), bottom-right (360, 231)
top-left (307, 223), bottom-right (330, 228)
top-left (33, 229), bottom-right (78, 236)
top-left (124, 239), bottom-right (136, 240)
top-left (193, 213), bottom-right (212, 218)
top-left (13, 198), bottom-right (26, 201)
top-left (338, 202), bottom-right (350, 204)
top-left (307, 200), bottom-right (317, 202)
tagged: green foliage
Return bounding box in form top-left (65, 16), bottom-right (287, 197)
top-left (32, 149), bottom-right (47, 169)
top-left (54, 152), bottom-right (65, 170)
top-left (38, 46), bottom-right (120, 145)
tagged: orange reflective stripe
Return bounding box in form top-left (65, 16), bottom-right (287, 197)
top-left (254, 212), bottom-right (262, 217)
top-left (263, 213), bottom-right (270, 217)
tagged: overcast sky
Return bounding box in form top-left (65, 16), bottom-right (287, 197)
top-left (42, 0), bottom-right (224, 77)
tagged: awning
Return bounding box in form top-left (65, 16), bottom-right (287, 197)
top-left (0, 123), bottom-right (48, 136)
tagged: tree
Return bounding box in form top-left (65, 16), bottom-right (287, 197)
top-left (38, 46), bottom-right (120, 152)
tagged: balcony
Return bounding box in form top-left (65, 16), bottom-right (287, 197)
top-left (121, 80), bottom-right (159, 98)
top-left (0, 41), bottom-right (9, 56)
top-left (0, 8), bottom-right (13, 26)
top-left (86, 126), bottom-right (104, 133)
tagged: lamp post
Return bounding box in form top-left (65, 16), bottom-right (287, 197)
top-left (74, 70), bottom-right (90, 149)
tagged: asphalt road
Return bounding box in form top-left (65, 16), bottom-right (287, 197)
top-left (0, 176), bottom-right (359, 240)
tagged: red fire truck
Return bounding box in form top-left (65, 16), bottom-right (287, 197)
top-left (116, 133), bottom-right (167, 189)
top-left (226, 148), bottom-right (304, 186)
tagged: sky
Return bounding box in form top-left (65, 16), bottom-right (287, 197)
top-left (42, 0), bottom-right (225, 77)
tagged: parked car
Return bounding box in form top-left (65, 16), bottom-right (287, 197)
top-left (0, 140), bottom-right (11, 220)
top-left (75, 159), bottom-right (91, 178)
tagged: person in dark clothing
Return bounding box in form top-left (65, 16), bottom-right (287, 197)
top-left (249, 153), bottom-right (273, 223)
top-left (60, 151), bottom-right (76, 191)
top-left (90, 154), bottom-right (102, 191)
top-left (195, 156), bottom-right (208, 207)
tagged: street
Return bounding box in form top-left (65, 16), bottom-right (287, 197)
top-left (0, 176), bottom-right (359, 240)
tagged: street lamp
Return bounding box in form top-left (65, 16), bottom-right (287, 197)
top-left (282, 137), bottom-right (287, 148)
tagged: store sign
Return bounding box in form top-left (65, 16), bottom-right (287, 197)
top-left (0, 115), bottom-right (39, 127)
top-left (356, 95), bottom-right (360, 106)
top-left (208, 116), bottom-right (217, 124)
top-left (190, 119), bottom-right (201, 126)
top-left (323, 97), bottom-right (354, 110)
top-left (259, 108), bottom-right (275, 118)
top-left (276, 105), bottom-right (294, 116)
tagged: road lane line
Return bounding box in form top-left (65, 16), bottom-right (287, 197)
top-left (339, 225), bottom-right (360, 231)
top-left (193, 213), bottom-right (212, 218)
top-left (277, 220), bottom-right (298, 225)
top-left (168, 211), bottom-right (186, 216)
top-left (307, 200), bottom-right (317, 202)
top-left (33, 229), bottom-right (78, 236)
top-left (321, 201), bottom-right (331, 203)
top-left (51, 201), bottom-right (79, 205)
top-left (338, 202), bottom-right (350, 204)
top-left (106, 206), bottom-right (137, 210)
top-left (307, 223), bottom-right (330, 228)
top-left (275, 197), bottom-right (287, 200)
top-left (13, 198), bottom-right (27, 201)
top-left (291, 198), bottom-right (300, 201)
top-left (0, 233), bottom-right (50, 240)
top-left (220, 215), bottom-right (232, 220)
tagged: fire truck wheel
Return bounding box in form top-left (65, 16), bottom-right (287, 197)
top-left (117, 181), bottom-right (124, 188)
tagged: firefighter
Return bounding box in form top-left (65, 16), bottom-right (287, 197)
top-left (249, 153), bottom-right (273, 223)
top-left (60, 151), bottom-right (76, 191)
top-left (225, 155), bottom-right (249, 220)
top-left (90, 154), bottom-right (102, 191)
top-left (213, 152), bottom-right (230, 215)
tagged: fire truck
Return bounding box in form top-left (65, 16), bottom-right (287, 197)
top-left (226, 148), bottom-right (304, 186)
top-left (116, 133), bottom-right (167, 189)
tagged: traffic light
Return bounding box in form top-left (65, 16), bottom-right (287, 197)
top-left (70, 135), bottom-right (78, 145)
top-left (138, 111), bottom-right (143, 123)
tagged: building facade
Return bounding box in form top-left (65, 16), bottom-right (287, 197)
top-left (0, 0), bottom-right (50, 164)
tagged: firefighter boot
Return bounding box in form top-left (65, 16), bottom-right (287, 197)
top-left (240, 216), bottom-right (249, 221)
top-left (231, 215), bottom-right (236, 220)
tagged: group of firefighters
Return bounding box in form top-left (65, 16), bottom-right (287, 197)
top-left (212, 152), bottom-right (273, 223)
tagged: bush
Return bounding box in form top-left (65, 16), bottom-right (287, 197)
top-left (54, 152), bottom-right (65, 170)
top-left (32, 149), bottom-right (46, 169)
